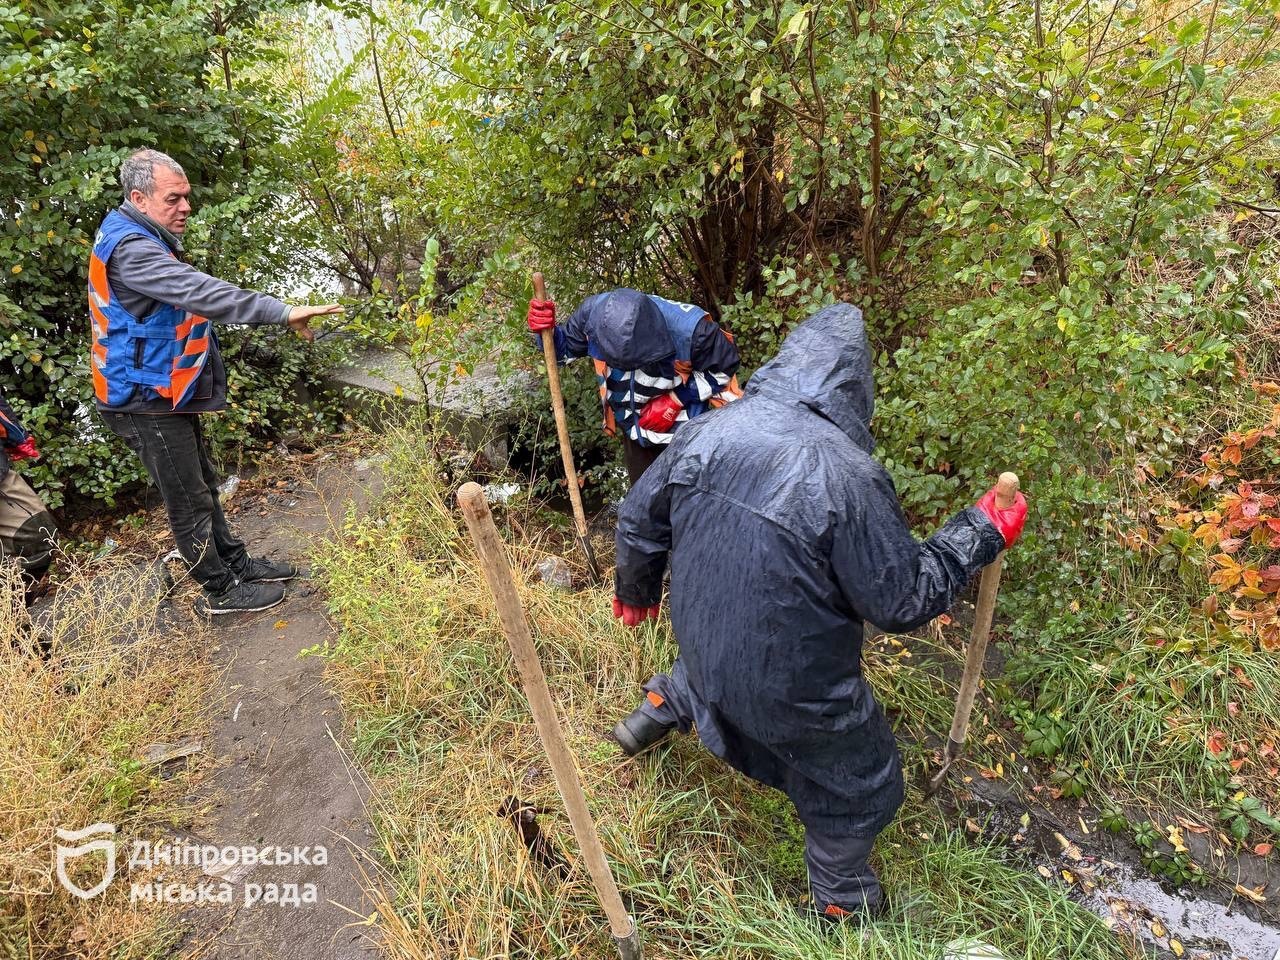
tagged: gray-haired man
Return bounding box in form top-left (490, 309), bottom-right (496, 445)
top-left (89, 148), bottom-right (342, 615)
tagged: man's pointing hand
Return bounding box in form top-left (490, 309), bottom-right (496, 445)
top-left (287, 303), bottom-right (344, 342)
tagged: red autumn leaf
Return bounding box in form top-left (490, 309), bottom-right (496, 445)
top-left (1207, 730), bottom-right (1229, 756)
top-left (1255, 843), bottom-right (1274, 856)
top-left (1231, 758), bottom-right (1247, 771)
top-left (1227, 701), bottom-right (1240, 717)
top-left (1243, 500), bottom-right (1262, 520)
top-left (1240, 481), bottom-right (1255, 500)
top-left (1219, 537), bottom-right (1244, 554)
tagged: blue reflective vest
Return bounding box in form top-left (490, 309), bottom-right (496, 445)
top-left (88, 210), bottom-right (213, 409)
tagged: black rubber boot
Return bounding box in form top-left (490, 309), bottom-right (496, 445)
top-left (611, 704), bottom-right (675, 756)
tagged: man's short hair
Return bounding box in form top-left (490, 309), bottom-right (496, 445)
top-left (120, 149), bottom-right (186, 200)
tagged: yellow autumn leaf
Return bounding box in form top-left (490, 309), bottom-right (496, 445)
top-left (1166, 825), bottom-right (1188, 854)
top-left (1054, 832), bottom-right (1084, 861)
top-left (1150, 918), bottom-right (1166, 938)
top-left (1234, 883), bottom-right (1267, 903)
top-left (1170, 939), bottom-right (1184, 957)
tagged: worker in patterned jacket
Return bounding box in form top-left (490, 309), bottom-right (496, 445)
top-left (88, 148), bottom-right (342, 616)
top-left (0, 392), bottom-right (58, 597)
top-left (526, 288), bottom-right (741, 484)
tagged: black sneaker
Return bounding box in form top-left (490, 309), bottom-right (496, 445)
top-left (611, 704), bottom-right (676, 756)
top-left (197, 580), bottom-right (286, 617)
top-left (235, 556), bottom-right (300, 583)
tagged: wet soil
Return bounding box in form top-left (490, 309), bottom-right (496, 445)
top-left (169, 452), bottom-right (385, 959)
top-left (895, 594), bottom-right (1280, 960)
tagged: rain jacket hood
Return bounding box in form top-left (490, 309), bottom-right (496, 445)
top-left (613, 301), bottom-right (1005, 837)
top-left (745, 302), bottom-right (875, 453)
top-left (586, 288), bottom-right (674, 368)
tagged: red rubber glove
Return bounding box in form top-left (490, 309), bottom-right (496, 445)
top-left (637, 392), bottom-right (683, 433)
top-left (8, 436), bottom-right (39, 462)
top-left (527, 299), bottom-right (556, 333)
top-left (976, 485), bottom-right (1028, 548)
top-left (613, 596), bottom-right (661, 628)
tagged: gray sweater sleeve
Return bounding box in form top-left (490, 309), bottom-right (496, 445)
top-left (111, 237), bottom-right (291, 326)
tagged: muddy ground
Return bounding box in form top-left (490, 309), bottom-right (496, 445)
top-left (86, 445), bottom-right (387, 960)
top-left (884, 595), bottom-right (1280, 960)
top-left (174, 451), bottom-right (386, 960)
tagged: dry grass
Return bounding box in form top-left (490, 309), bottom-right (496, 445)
top-left (0, 553), bottom-right (212, 959)
top-left (314, 421), bottom-right (1132, 960)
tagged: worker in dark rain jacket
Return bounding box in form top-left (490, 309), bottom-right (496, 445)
top-left (609, 302), bottom-right (1028, 920)
top-left (526, 289), bottom-right (741, 484)
top-left (0, 392), bottom-right (58, 592)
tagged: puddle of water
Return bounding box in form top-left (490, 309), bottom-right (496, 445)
top-left (962, 787), bottom-right (1280, 960)
top-left (1072, 858), bottom-right (1279, 960)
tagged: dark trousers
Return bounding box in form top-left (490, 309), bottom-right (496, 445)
top-left (620, 434), bottom-right (664, 486)
top-left (639, 659), bottom-right (885, 913)
top-left (102, 412), bottom-right (248, 595)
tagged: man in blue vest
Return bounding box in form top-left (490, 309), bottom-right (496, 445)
top-left (526, 288), bottom-right (742, 487)
top-left (89, 148), bottom-right (342, 616)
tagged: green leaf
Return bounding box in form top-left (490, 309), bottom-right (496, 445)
top-left (1176, 18), bottom-right (1205, 47)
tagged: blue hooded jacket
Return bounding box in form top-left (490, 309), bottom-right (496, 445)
top-left (614, 302), bottom-right (1004, 833)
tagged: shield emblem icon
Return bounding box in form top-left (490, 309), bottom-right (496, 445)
top-left (55, 823), bottom-right (117, 900)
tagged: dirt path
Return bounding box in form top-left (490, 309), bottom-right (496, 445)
top-left (177, 453), bottom-right (383, 960)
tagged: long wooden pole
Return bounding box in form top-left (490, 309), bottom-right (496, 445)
top-left (456, 482), bottom-right (640, 959)
top-left (534, 272), bottom-right (602, 585)
top-left (925, 471), bottom-right (1019, 797)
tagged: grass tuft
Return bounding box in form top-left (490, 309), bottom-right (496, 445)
top-left (0, 554), bottom-right (210, 958)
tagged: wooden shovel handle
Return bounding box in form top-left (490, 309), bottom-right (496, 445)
top-left (532, 271), bottom-right (601, 584)
top-left (994, 471), bottom-right (1019, 509)
top-left (943, 470), bottom-right (1020, 759)
top-left (457, 483), bottom-right (633, 945)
